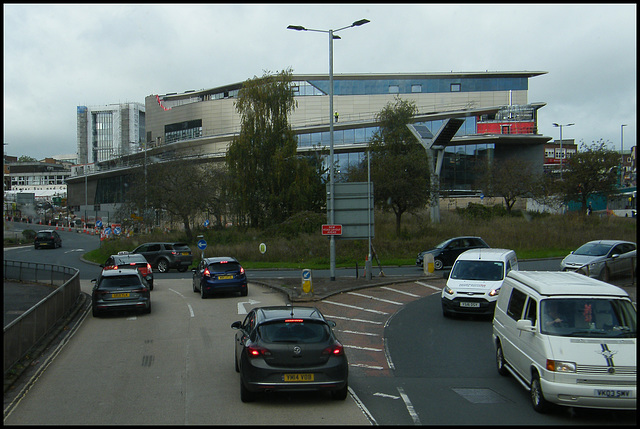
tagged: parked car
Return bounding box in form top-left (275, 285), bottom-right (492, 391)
top-left (192, 256), bottom-right (247, 298)
top-left (560, 240), bottom-right (636, 281)
top-left (231, 306), bottom-right (348, 403)
top-left (492, 271), bottom-right (636, 412)
top-left (34, 229), bottom-right (62, 249)
top-left (416, 236), bottom-right (489, 270)
top-left (131, 242), bottom-right (193, 273)
top-left (91, 268), bottom-right (151, 317)
top-left (442, 248), bottom-right (518, 317)
top-left (102, 251), bottom-right (154, 290)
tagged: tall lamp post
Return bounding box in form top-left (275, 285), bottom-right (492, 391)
top-left (288, 19), bottom-right (370, 281)
top-left (620, 124), bottom-right (627, 186)
top-left (552, 122), bottom-right (574, 179)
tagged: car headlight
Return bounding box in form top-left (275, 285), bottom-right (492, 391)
top-left (489, 288), bottom-right (500, 297)
top-left (443, 285), bottom-right (454, 295)
top-left (546, 359), bottom-right (576, 373)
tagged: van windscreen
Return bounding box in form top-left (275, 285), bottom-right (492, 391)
top-left (450, 260), bottom-right (504, 281)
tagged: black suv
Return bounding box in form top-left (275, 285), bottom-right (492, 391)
top-left (34, 229), bottom-right (62, 249)
top-left (131, 242), bottom-right (193, 273)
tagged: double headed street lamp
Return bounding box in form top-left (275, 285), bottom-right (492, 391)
top-left (552, 122), bottom-right (574, 179)
top-left (287, 19), bottom-right (370, 281)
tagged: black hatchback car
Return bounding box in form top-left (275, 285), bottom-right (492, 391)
top-left (131, 242), bottom-right (193, 273)
top-left (192, 257), bottom-right (247, 298)
top-left (231, 306), bottom-right (348, 402)
top-left (34, 229), bottom-right (62, 249)
top-left (91, 268), bottom-right (151, 317)
top-left (416, 236), bottom-right (489, 270)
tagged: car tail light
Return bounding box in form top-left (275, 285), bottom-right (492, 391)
top-left (131, 286), bottom-right (149, 294)
top-left (146, 263), bottom-right (152, 273)
top-left (247, 344), bottom-right (271, 357)
top-left (240, 266), bottom-right (245, 275)
top-left (323, 341), bottom-right (344, 356)
top-left (203, 268), bottom-right (211, 277)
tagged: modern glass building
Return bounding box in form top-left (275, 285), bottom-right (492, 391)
top-left (68, 71), bottom-right (551, 220)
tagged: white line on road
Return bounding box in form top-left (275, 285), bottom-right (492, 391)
top-left (323, 300), bottom-right (389, 315)
top-left (338, 329), bottom-right (380, 337)
top-left (343, 344), bottom-right (382, 352)
top-left (169, 288), bottom-right (194, 318)
top-left (347, 292), bottom-right (403, 305)
top-left (323, 314), bottom-right (383, 325)
top-left (350, 363), bottom-right (385, 370)
top-left (415, 281), bottom-right (442, 291)
top-left (397, 386), bottom-right (422, 425)
top-left (380, 286), bottom-right (420, 297)
top-left (373, 392), bottom-right (400, 399)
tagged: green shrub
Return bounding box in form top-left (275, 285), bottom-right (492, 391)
top-left (22, 229), bottom-right (36, 240)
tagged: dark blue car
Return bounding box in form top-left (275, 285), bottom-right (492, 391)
top-left (192, 257), bottom-right (248, 298)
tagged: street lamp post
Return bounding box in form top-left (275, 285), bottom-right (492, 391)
top-left (288, 19), bottom-right (369, 281)
top-left (620, 124), bottom-right (627, 187)
top-left (552, 122), bottom-right (574, 179)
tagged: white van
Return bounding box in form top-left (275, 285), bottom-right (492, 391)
top-left (492, 271), bottom-right (636, 412)
top-left (441, 248), bottom-right (518, 317)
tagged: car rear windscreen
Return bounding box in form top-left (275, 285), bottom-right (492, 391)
top-left (99, 275), bottom-right (142, 289)
top-left (258, 321), bottom-right (330, 343)
top-left (209, 262), bottom-right (241, 272)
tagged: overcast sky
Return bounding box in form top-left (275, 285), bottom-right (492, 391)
top-left (3, 3), bottom-right (636, 160)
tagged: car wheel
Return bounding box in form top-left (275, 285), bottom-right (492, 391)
top-left (240, 287), bottom-right (248, 297)
top-left (234, 348), bottom-right (240, 373)
top-left (530, 374), bottom-right (549, 413)
top-left (331, 384), bottom-right (348, 400)
top-left (149, 282), bottom-right (154, 291)
top-left (200, 284), bottom-right (207, 299)
top-left (193, 281), bottom-right (198, 293)
top-left (177, 266), bottom-right (188, 273)
top-left (92, 306), bottom-right (100, 318)
top-left (157, 259), bottom-right (169, 273)
top-left (240, 379), bottom-right (256, 403)
top-left (496, 343), bottom-right (509, 376)
top-left (145, 301), bottom-right (152, 314)
top-left (434, 258), bottom-right (444, 271)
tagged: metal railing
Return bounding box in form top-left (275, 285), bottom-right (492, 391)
top-left (3, 260), bottom-right (81, 373)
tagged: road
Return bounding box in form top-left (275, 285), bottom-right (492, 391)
top-left (3, 224), bottom-right (635, 425)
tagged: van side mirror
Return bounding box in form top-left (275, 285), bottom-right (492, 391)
top-left (516, 319), bottom-right (535, 332)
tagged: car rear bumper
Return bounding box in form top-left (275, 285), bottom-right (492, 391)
top-left (202, 279), bottom-right (247, 294)
top-left (93, 298), bottom-right (150, 312)
top-left (241, 359), bottom-right (348, 393)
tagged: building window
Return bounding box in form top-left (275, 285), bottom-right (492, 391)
top-left (389, 85), bottom-right (399, 94)
top-left (450, 83), bottom-right (461, 92)
top-left (411, 84), bottom-right (422, 93)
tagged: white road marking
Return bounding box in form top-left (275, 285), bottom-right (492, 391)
top-left (373, 392), bottom-right (400, 399)
top-left (324, 314), bottom-right (383, 325)
top-left (343, 344), bottom-right (382, 352)
top-left (398, 386), bottom-right (422, 425)
top-left (350, 363), bottom-right (384, 370)
top-left (169, 288), bottom-right (194, 317)
top-left (380, 286), bottom-right (420, 297)
top-left (415, 281), bottom-right (442, 291)
top-left (237, 299), bottom-right (260, 314)
top-left (347, 292), bottom-right (403, 305)
top-left (338, 329), bottom-right (380, 337)
top-left (323, 300), bottom-right (388, 315)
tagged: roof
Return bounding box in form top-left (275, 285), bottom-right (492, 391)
top-left (256, 306), bottom-right (325, 323)
top-left (506, 271), bottom-right (629, 298)
top-left (457, 248), bottom-right (516, 260)
top-left (99, 268), bottom-right (142, 277)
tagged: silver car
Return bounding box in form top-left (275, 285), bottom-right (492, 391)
top-left (560, 240), bottom-right (636, 280)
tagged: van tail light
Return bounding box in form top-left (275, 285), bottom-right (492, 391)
top-left (323, 341), bottom-right (344, 356)
top-left (247, 344), bottom-right (271, 358)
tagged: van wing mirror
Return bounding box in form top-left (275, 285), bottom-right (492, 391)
top-left (516, 319), bottom-right (535, 332)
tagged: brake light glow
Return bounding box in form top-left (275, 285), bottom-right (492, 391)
top-left (247, 344), bottom-right (271, 357)
top-left (240, 266), bottom-right (245, 275)
top-left (322, 342), bottom-right (344, 356)
top-left (203, 268), bottom-right (211, 277)
top-left (285, 319), bottom-right (304, 323)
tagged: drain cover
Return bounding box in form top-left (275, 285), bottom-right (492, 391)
top-left (452, 388), bottom-right (510, 404)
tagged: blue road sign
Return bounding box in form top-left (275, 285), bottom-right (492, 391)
top-left (96, 220), bottom-right (103, 228)
top-left (197, 239), bottom-right (207, 250)
top-left (114, 226), bottom-right (121, 235)
top-left (204, 219), bottom-right (210, 227)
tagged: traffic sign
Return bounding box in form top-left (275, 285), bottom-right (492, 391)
top-left (113, 226), bottom-right (121, 235)
top-left (104, 227), bottom-right (111, 236)
top-left (204, 219), bottom-right (210, 227)
top-left (197, 239), bottom-right (207, 250)
top-left (322, 224), bottom-right (342, 235)
top-left (96, 220), bottom-right (103, 228)
top-left (259, 243), bottom-right (267, 254)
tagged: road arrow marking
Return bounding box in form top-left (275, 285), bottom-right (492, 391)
top-left (238, 299), bottom-right (260, 314)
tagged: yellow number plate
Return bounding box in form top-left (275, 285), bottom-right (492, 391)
top-left (284, 373), bottom-right (314, 382)
top-left (218, 275), bottom-right (234, 280)
top-left (111, 293), bottom-right (130, 298)
top-left (182, 252), bottom-right (190, 255)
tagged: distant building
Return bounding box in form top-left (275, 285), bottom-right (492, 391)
top-left (76, 103), bottom-right (145, 164)
top-left (543, 139), bottom-right (577, 175)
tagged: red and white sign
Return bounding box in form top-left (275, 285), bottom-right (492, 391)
top-left (322, 224), bottom-right (342, 235)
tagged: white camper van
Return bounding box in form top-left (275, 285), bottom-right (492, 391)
top-left (442, 248), bottom-right (518, 317)
top-left (492, 271), bottom-right (636, 412)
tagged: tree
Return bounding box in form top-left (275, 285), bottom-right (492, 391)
top-left (18, 155), bottom-right (38, 162)
top-left (226, 69), bottom-right (324, 227)
top-left (561, 139), bottom-right (620, 213)
top-left (367, 97), bottom-right (430, 236)
top-left (124, 158), bottom-right (210, 241)
top-left (477, 158), bottom-right (539, 213)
